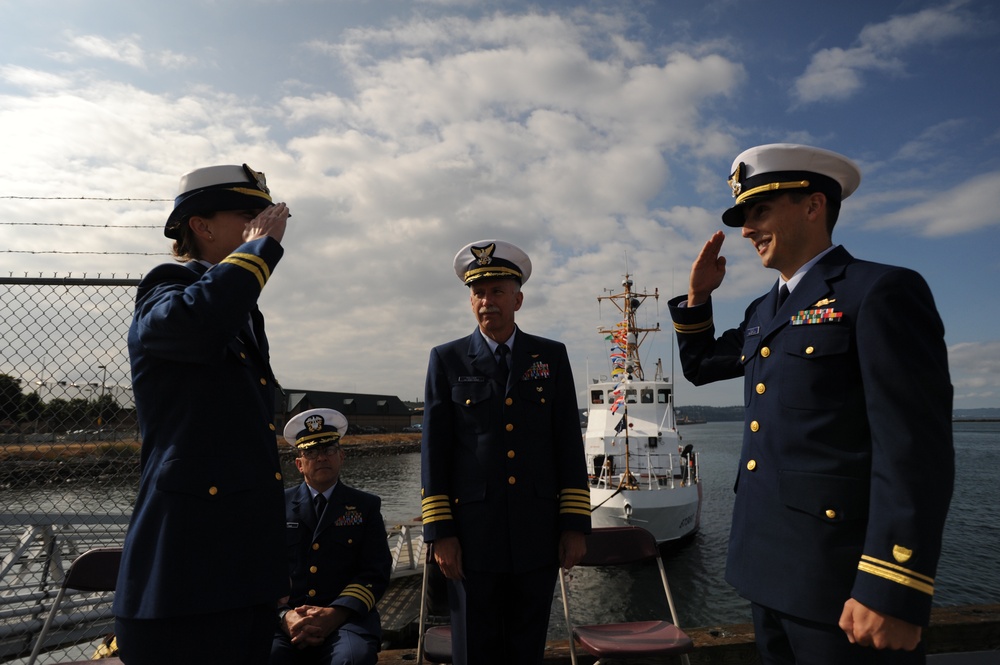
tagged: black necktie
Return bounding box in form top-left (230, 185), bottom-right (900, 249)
top-left (314, 493), bottom-right (327, 520)
top-left (496, 343), bottom-right (510, 385)
top-left (777, 284), bottom-right (790, 310)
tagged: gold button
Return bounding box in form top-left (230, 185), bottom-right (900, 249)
top-left (269, 423), bottom-right (276, 431)
top-left (806, 346), bottom-right (815, 355)
top-left (312, 543), bottom-right (320, 551)
top-left (746, 459), bottom-right (757, 471)
top-left (309, 566), bottom-right (318, 574)
top-left (761, 347), bottom-right (771, 358)
top-left (466, 399), bottom-right (472, 405)
top-left (505, 423), bottom-right (514, 432)
top-left (505, 397), bottom-right (513, 406)
top-left (507, 450), bottom-right (515, 459)
top-left (740, 354), bottom-right (746, 362)
top-left (348, 539), bottom-right (353, 545)
top-left (756, 383), bottom-right (766, 395)
top-left (260, 378), bottom-right (267, 385)
top-left (275, 472), bottom-right (282, 480)
top-left (454, 498), bottom-right (459, 504)
top-left (308, 589), bottom-right (316, 597)
top-left (825, 509), bottom-right (837, 519)
top-left (208, 486), bottom-right (218, 496)
top-left (508, 476), bottom-right (516, 485)
top-left (540, 398), bottom-right (546, 404)
top-left (240, 352), bottom-right (246, 359)
top-left (750, 420), bottom-right (760, 432)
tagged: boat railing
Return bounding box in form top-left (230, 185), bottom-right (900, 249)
top-left (589, 451), bottom-right (699, 490)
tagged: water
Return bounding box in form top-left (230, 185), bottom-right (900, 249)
top-left (338, 420), bottom-right (1000, 633)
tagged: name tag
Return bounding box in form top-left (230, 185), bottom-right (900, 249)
top-left (746, 326), bottom-right (760, 337)
top-left (286, 522), bottom-right (299, 529)
top-left (458, 376), bottom-right (486, 382)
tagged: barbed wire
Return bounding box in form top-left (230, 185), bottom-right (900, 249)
top-left (0, 222), bottom-right (160, 228)
top-left (0, 195), bottom-right (170, 202)
top-left (1, 250), bottom-right (169, 256)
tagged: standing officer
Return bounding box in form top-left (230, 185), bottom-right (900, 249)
top-left (420, 240), bottom-right (591, 665)
top-left (272, 408), bottom-right (391, 665)
top-left (115, 164), bottom-right (290, 664)
top-left (669, 144), bottom-right (954, 664)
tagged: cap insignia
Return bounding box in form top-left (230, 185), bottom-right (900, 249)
top-left (728, 162), bottom-right (744, 198)
top-left (242, 164), bottom-right (270, 195)
top-left (471, 243), bottom-right (497, 266)
top-left (892, 544), bottom-right (913, 564)
top-left (305, 414), bottom-right (325, 432)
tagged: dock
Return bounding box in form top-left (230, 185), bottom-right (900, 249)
top-left (375, 604), bottom-right (1000, 664)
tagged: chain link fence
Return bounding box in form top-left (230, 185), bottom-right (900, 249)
top-left (0, 276), bottom-right (139, 663)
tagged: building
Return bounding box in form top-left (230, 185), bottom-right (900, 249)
top-left (280, 389), bottom-right (416, 433)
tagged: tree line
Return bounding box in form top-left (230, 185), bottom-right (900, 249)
top-left (0, 373), bottom-right (124, 433)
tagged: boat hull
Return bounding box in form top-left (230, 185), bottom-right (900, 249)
top-left (589, 482), bottom-right (702, 544)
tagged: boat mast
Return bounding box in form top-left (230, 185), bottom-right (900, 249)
top-left (598, 274), bottom-right (660, 490)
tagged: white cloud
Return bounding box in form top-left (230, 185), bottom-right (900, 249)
top-left (867, 171), bottom-right (1000, 236)
top-left (792, 2), bottom-right (975, 105)
top-left (949, 341), bottom-right (1000, 404)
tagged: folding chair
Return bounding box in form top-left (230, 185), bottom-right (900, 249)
top-left (27, 547), bottom-right (123, 665)
top-left (559, 526), bottom-right (693, 665)
top-left (416, 543), bottom-right (452, 664)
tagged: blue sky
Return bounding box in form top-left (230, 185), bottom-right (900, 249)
top-left (1, 0), bottom-right (998, 410)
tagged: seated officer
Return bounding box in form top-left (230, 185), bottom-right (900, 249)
top-left (271, 409), bottom-right (392, 665)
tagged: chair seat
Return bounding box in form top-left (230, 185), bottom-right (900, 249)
top-left (574, 620), bottom-right (693, 657)
top-left (423, 625), bottom-right (453, 663)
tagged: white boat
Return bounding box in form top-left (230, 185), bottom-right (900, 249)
top-left (583, 273), bottom-right (702, 544)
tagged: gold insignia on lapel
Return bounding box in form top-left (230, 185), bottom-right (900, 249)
top-left (892, 544), bottom-right (913, 563)
top-left (470, 243), bottom-right (496, 266)
top-left (813, 298), bottom-right (836, 307)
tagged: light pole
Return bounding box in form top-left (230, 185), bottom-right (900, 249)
top-left (97, 365), bottom-right (107, 426)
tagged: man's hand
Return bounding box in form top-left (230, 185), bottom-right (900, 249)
top-left (432, 536), bottom-right (464, 580)
top-left (559, 531), bottom-right (587, 571)
top-left (284, 605), bottom-right (350, 648)
top-left (687, 231), bottom-right (727, 306)
top-left (839, 598), bottom-right (922, 650)
top-left (244, 202), bottom-right (289, 244)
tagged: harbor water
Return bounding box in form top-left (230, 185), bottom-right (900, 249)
top-left (338, 420), bottom-right (1000, 634)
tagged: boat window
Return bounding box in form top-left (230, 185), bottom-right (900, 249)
top-left (591, 390), bottom-right (604, 405)
top-left (658, 389), bottom-right (670, 404)
top-left (640, 388), bottom-right (653, 403)
top-left (626, 389), bottom-right (637, 403)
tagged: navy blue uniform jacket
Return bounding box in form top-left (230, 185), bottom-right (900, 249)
top-left (283, 482), bottom-right (391, 639)
top-left (669, 246), bottom-right (954, 627)
top-left (420, 327), bottom-right (591, 573)
top-left (114, 237), bottom-right (288, 619)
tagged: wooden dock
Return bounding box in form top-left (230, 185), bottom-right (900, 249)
top-left (375, 603), bottom-right (1000, 664)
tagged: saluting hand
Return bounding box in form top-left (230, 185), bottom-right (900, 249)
top-left (687, 231), bottom-right (727, 307)
top-left (244, 202), bottom-right (289, 244)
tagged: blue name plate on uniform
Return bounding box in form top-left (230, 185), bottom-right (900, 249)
top-left (746, 326), bottom-right (760, 336)
top-left (458, 376), bottom-right (486, 382)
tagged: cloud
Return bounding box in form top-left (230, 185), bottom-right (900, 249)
top-left (866, 171), bottom-right (1000, 236)
top-left (949, 341), bottom-right (1000, 404)
top-left (792, 2), bottom-right (975, 105)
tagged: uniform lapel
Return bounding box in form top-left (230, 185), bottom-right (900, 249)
top-left (293, 484), bottom-right (316, 531)
top-left (467, 329), bottom-right (498, 384)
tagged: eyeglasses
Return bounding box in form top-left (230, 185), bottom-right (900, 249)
top-left (301, 444), bottom-right (341, 460)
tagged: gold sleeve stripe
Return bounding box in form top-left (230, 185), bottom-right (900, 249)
top-left (421, 495), bottom-right (453, 523)
top-left (673, 319), bottom-right (713, 334)
top-left (221, 253), bottom-right (271, 289)
top-left (340, 584), bottom-right (376, 610)
top-left (859, 555), bottom-right (935, 584)
top-left (560, 488), bottom-right (591, 513)
top-left (857, 559), bottom-right (934, 596)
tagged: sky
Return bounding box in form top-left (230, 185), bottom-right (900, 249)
top-left (1, 0), bottom-right (998, 411)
